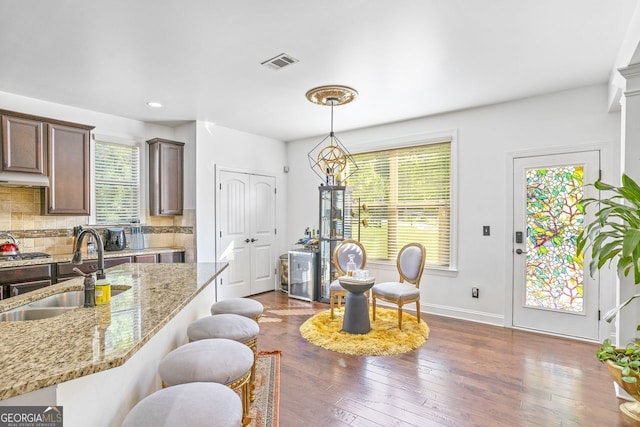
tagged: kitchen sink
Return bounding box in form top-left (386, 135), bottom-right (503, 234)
top-left (27, 290), bottom-right (85, 308)
top-left (25, 287), bottom-right (131, 309)
top-left (0, 286), bottom-right (132, 321)
top-left (0, 307), bottom-right (76, 322)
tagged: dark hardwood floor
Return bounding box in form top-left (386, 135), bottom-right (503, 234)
top-left (250, 291), bottom-right (636, 427)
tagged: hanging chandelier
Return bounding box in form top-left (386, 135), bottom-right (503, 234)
top-left (306, 85), bottom-right (359, 185)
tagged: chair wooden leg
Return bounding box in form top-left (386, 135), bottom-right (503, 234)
top-left (330, 293), bottom-right (335, 319)
top-left (416, 301), bottom-right (421, 324)
top-left (398, 304), bottom-right (403, 330)
top-left (372, 297), bottom-right (377, 321)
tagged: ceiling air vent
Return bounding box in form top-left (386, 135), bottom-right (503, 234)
top-left (261, 53), bottom-right (299, 70)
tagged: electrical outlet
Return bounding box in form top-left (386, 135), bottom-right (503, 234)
top-left (472, 287), bottom-right (479, 298)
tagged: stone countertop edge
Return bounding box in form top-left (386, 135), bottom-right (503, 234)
top-left (0, 261), bottom-right (228, 401)
top-left (0, 247), bottom-right (186, 269)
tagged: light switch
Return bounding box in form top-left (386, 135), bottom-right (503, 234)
top-left (483, 225), bottom-right (490, 236)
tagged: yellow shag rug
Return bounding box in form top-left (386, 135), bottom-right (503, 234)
top-left (299, 307), bottom-right (429, 356)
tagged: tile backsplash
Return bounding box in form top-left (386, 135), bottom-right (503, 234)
top-left (0, 186), bottom-right (195, 260)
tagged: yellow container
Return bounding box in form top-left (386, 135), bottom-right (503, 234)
top-left (95, 281), bottom-right (111, 305)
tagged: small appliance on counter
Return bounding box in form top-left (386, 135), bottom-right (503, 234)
top-left (0, 233), bottom-right (19, 257)
top-left (104, 228), bottom-right (126, 251)
top-left (129, 220), bottom-right (145, 250)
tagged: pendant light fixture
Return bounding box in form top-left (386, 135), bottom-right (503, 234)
top-left (306, 85), bottom-right (359, 185)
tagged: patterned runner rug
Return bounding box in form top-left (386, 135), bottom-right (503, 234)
top-left (250, 350), bottom-right (281, 427)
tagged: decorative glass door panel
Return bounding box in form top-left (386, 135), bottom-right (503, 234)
top-left (525, 166), bottom-right (584, 313)
top-left (512, 151), bottom-right (599, 340)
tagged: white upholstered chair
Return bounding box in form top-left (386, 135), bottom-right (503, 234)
top-left (329, 240), bottom-right (367, 319)
top-left (371, 242), bottom-right (426, 330)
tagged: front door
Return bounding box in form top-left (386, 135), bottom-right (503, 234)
top-left (217, 170), bottom-right (276, 298)
top-left (512, 151), bottom-right (600, 340)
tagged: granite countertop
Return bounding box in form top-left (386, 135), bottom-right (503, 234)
top-left (0, 262), bottom-right (227, 400)
top-left (0, 247), bottom-right (186, 269)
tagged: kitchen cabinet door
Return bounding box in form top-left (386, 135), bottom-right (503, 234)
top-left (134, 254), bottom-right (157, 263)
top-left (9, 280), bottom-right (53, 297)
top-left (1, 115), bottom-right (46, 174)
top-left (147, 138), bottom-right (184, 216)
top-left (55, 256), bottom-right (132, 281)
top-left (0, 264), bottom-right (53, 299)
top-left (43, 123), bottom-right (92, 215)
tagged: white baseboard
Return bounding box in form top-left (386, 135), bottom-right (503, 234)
top-left (375, 300), bottom-right (504, 327)
top-left (421, 302), bottom-right (504, 326)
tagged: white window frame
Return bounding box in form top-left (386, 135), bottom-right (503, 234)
top-left (90, 133), bottom-right (146, 226)
top-left (347, 129), bottom-right (458, 272)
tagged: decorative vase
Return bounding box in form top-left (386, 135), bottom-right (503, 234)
top-left (606, 360), bottom-right (640, 422)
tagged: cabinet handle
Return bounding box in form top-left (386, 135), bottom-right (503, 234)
top-left (244, 238), bottom-right (250, 243)
top-left (251, 238), bottom-right (258, 243)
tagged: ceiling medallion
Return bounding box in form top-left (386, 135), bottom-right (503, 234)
top-left (305, 85), bottom-right (358, 106)
top-left (306, 85), bottom-right (359, 184)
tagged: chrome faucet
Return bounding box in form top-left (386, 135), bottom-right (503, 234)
top-left (72, 228), bottom-right (106, 280)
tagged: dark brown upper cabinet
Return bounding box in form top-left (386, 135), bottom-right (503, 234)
top-left (0, 109), bottom-right (94, 216)
top-left (1, 115), bottom-right (46, 174)
top-left (147, 138), bottom-right (184, 216)
top-left (43, 123), bottom-right (93, 215)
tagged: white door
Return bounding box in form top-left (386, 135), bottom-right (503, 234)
top-left (512, 151), bottom-right (600, 340)
top-left (217, 170), bottom-right (276, 298)
top-left (250, 175), bottom-right (277, 294)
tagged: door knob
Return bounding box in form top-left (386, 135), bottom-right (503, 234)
top-left (515, 248), bottom-right (524, 254)
top-left (244, 238), bottom-right (250, 243)
top-left (251, 238), bottom-right (258, 243)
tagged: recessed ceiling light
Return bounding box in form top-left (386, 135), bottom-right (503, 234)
top-left (147, 101), bottom-right (162, 108)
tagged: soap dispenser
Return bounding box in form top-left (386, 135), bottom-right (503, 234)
top-left (73, 267), bottom-right (96, 307)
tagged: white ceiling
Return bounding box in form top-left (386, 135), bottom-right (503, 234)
top-left (0, 1), bottom-right (637, 142)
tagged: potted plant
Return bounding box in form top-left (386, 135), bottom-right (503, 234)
top-left (577, 173), bottom-right (640, 421)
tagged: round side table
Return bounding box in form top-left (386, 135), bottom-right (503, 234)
top-left (338, 276), bottom-right (375, 334)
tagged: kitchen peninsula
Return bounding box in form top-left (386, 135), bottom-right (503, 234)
top-left (0, 262), bottom-right (227, 427)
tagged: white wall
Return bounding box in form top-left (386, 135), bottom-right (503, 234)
top-left (0, 91), bottom-right (175, 142)
top-left (174, 122), bottom-right (197, 210)
top-left (287, 84), bottom-right (621, 326)
top-left (194, 122), bottom-right (288, 262)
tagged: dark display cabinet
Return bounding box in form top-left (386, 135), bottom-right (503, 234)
top-left (317, 185), bottom-right (352, 302)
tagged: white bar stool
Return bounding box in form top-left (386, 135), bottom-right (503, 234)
top-left (210, 298), bottom-right (264, 322)
top-left (159, 338), bottom-right (254, 426)
top-left (121, 382), bottom-right (242, 427)
top-left (187, 314), bottom-right (260, 401)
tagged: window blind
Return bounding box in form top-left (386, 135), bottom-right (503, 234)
top-left (94, 141), bottom-right (140, 224)
top-left (347, 141), bottom-right (451, 267)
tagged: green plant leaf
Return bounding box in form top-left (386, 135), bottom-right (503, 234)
top-left (621, 174), bottom-right (640, 208)
top-left (594, 179), bottom-right (616, 191)
top-left (623, 230), bottom-right (640, 259)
